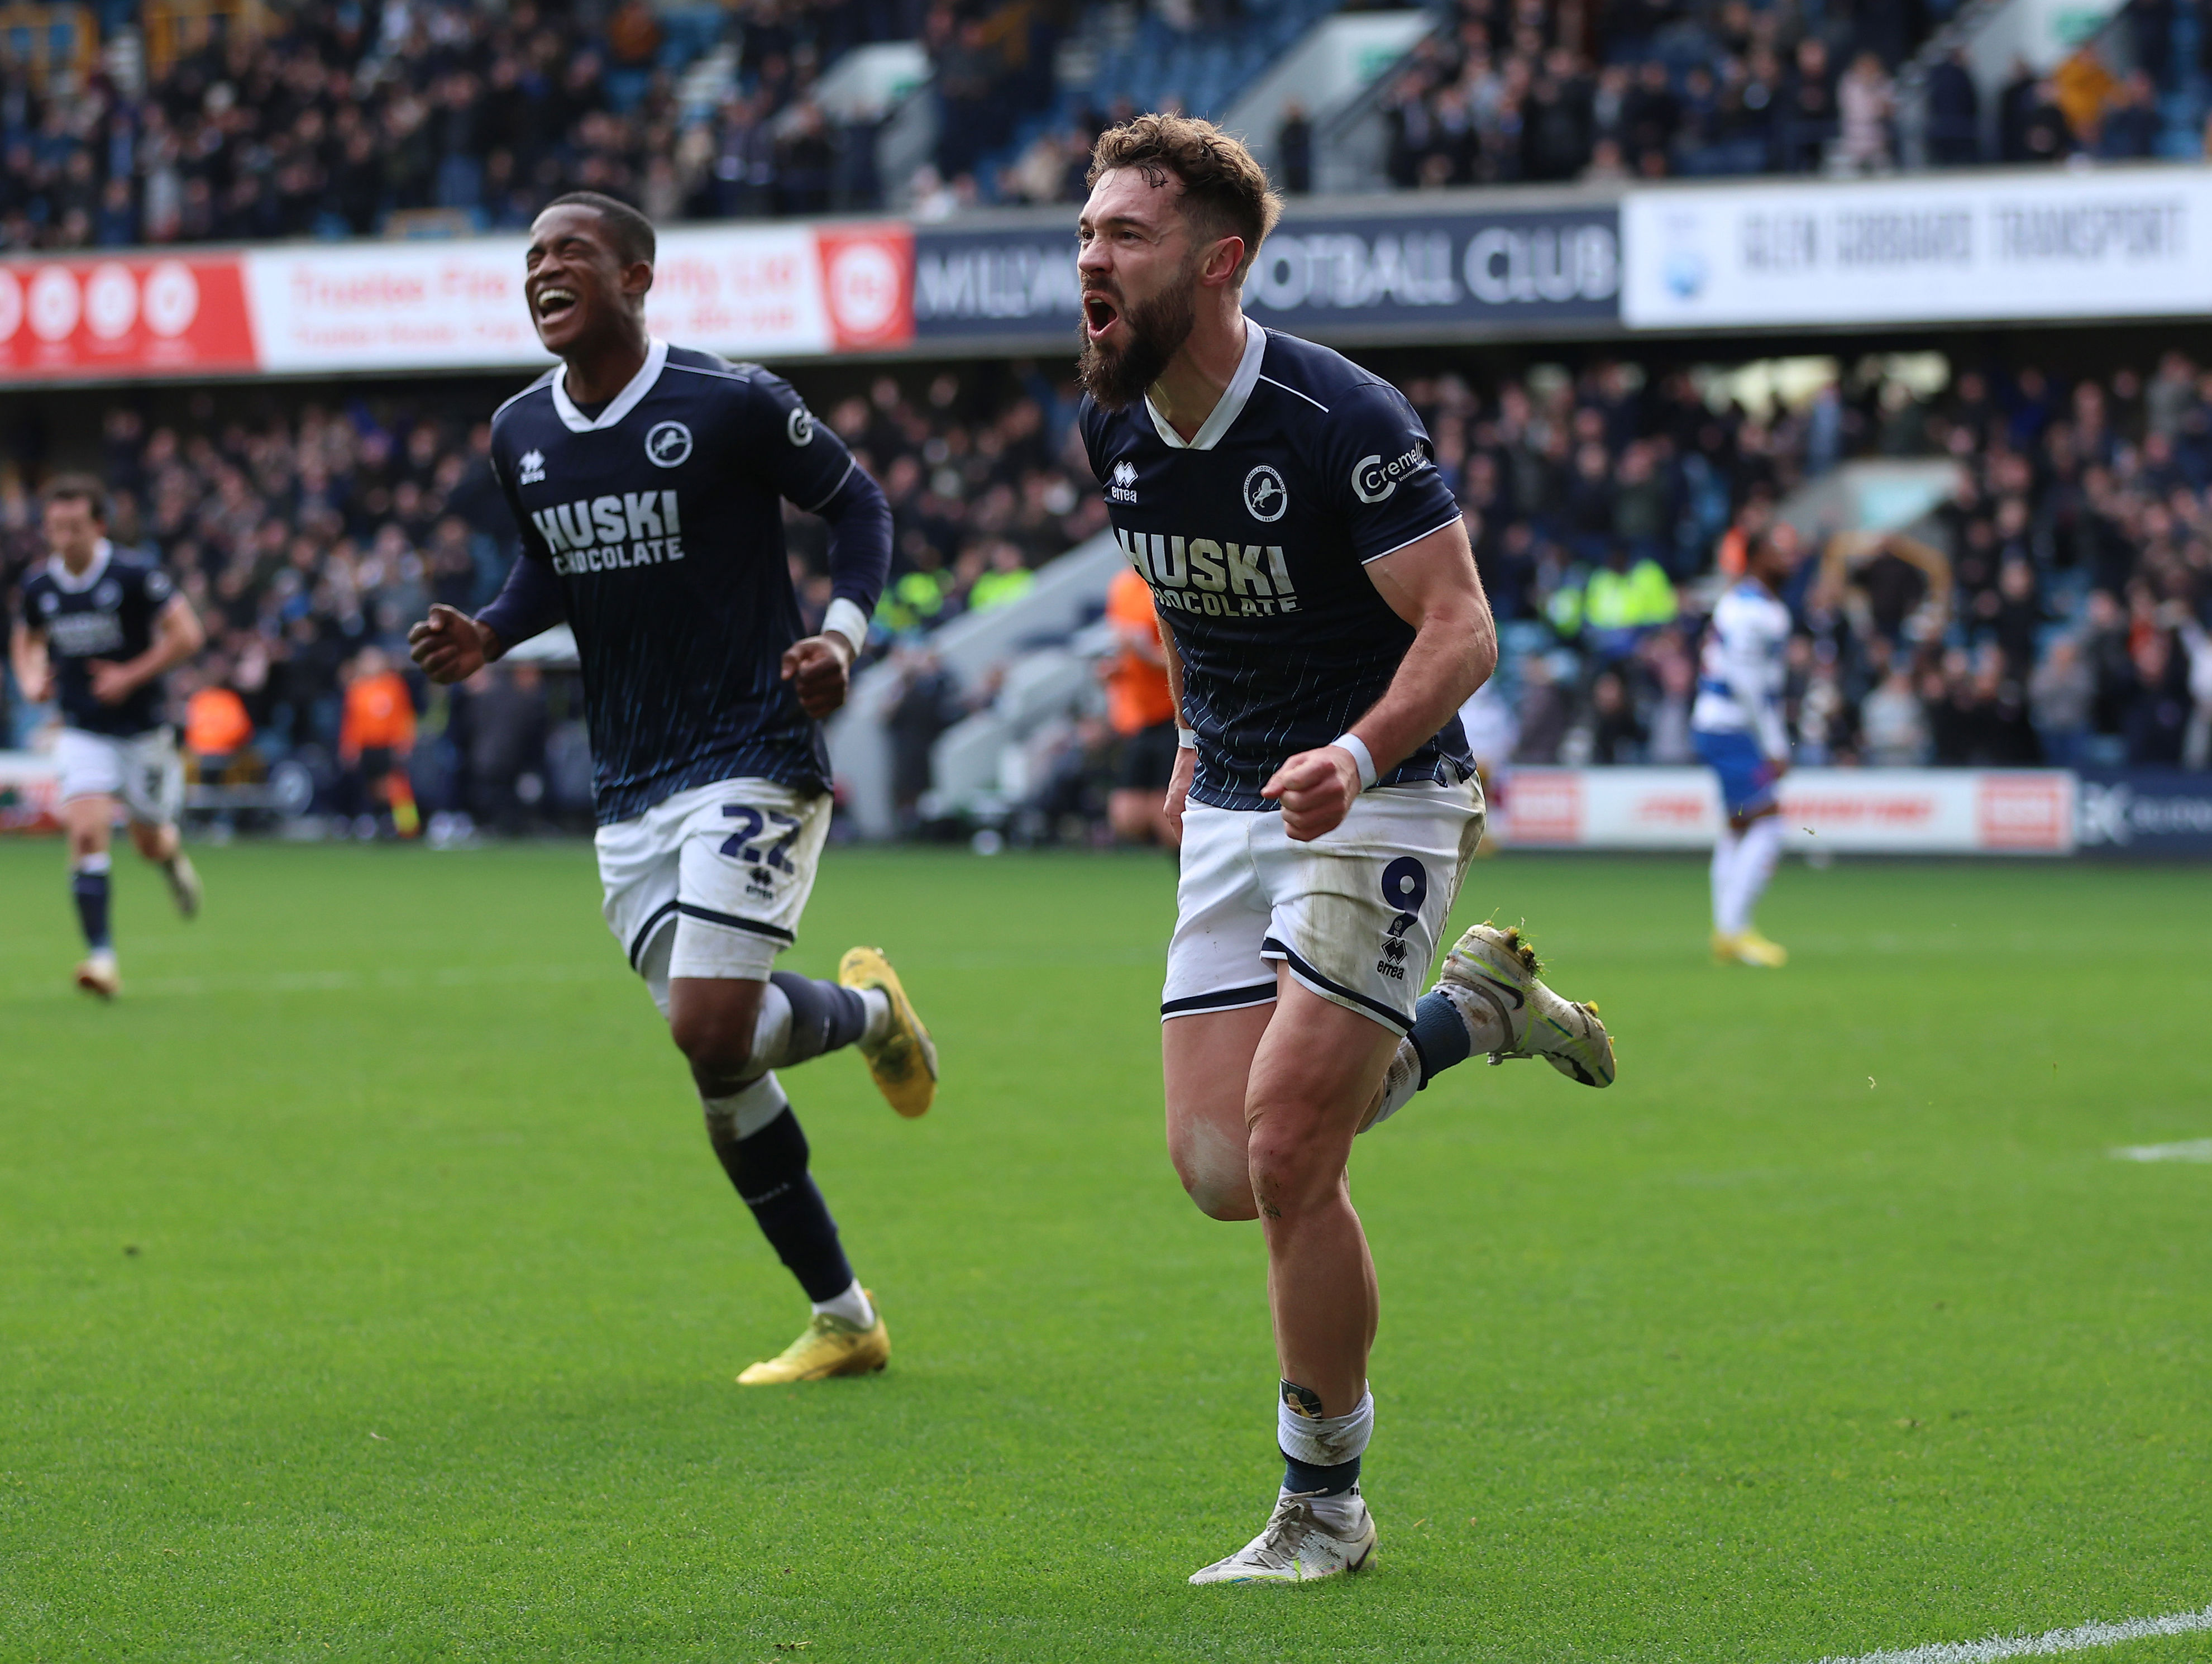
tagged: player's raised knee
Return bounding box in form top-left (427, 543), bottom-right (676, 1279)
top-left (667, 981), bottom-right (764, 1081)
top-left (1174, 1153), bottom-right (1259, 1221)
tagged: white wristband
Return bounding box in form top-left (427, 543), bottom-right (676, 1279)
top-left (1332, 732), bottom-right (1378, 790)
top-left (821, 597), bottom-right (870, 657)
top-left (1177, 726), bottom-right (1197, 749)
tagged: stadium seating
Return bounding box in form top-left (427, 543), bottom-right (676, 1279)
top-left (10, 342), bottom-right (2204, 835)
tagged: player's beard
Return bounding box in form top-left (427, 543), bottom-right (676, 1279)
top-left (1077, 266), bottom-right (1198, 412)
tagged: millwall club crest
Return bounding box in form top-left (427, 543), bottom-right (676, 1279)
top-left (645, 421), bottom-right (694, 468)
top-left (517, 448), bottom-right (546, 485)
top-left (1243, 465), bottom-right (1287, 522)
top-left (1107, 458), bottom-right (1139, 504)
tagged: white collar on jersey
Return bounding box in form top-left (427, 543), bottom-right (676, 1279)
top-left (46, 538), bottom-right (113, 593)
top-left (1144, 314), bottom-right (1266, 452)
top-left (551, 336), bottom-right (670, 432)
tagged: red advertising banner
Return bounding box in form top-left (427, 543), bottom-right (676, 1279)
top-left (0, 254), bottom-right (257, 379)
top-left (817, 223), bottom-right (914, 351)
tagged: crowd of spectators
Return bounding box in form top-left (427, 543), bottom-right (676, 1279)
top-left (0, 0), bottom-right (930, 252)
top-left (1375, 0), bottom-right (2185, 190)
top-left (0, 362), bottom-right (1103, 832)
top-left (1412, 351), bottom-right (2212, 775)
top-left (6, 342), bottom-right (2212, 843)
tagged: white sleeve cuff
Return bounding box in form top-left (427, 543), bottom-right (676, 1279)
top-left (822, 597), bottom-right (871, 656)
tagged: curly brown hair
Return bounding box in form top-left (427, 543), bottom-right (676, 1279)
top-left (1087, 113), bottom-right (1282, 285)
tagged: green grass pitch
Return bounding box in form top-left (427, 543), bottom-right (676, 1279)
top-left (4, 836), bottom-right (2210, 1662)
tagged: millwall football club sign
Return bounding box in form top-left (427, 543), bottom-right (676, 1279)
top-left (912, 202), bottom-right (1621, 345)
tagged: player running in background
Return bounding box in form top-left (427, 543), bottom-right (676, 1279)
top-left (1074, 117), bottom-right (1615, 1585)
top-left (1693, 525), bottom-right (1800, 967)
top-left (406, 192), bottom-right (935, 1385)
top-left (10, 474), bottom-right (205, 999)
top-left (1102, 565), bottom-right (1181, 848)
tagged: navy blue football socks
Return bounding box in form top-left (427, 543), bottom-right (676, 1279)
top-left (769, 971), bottom-right (868, 1064)
top-left (1407, 988), bottom-right (1474, 1083)
top-left (708, 1105), bottom-right (854, 1304)
top-left (71, 859), bottom-right (112, 952)
top-left (1283, 1452), bottom-right (1362, 1496)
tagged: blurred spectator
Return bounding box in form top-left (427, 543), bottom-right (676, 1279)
top-left (1101, 567), bottom-right (1179, 848)
top-left (1924, 49), bottom-right (1981, 166)
top-left (1836, 53), bottom-right (1894, 173)
top-left (885, 646), bottom-right (963, 835)
top-left (0, 0), bottom-right (917, 252)
top-left (2029, 636), bottom-right (2094, 766)
top-left (1277, 101), bottom-right (1313, 195)
top-left (184, 671), bottom-right (255, 783)
top-left (340, 646), bottom-right (420, 837)
top-left (464, 660), bottom-right (551, 832)
top-left (1860, 664), bottom-right (1932, 766)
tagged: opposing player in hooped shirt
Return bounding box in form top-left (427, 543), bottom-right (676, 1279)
top-left (407, 192), bottom-right (935, 1388)
top-left (10, 474), bottom-right (206, 999)
top-left (1074, 116), bottom-right (1616, 1586)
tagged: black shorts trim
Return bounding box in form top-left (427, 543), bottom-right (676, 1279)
top-left (1160, 980), bottom-right (1278, 1019)
top-left (675, 902), bottom-right (796, 943)
top-left (628, 899), bottom-right (681, 969)
top-left (1261, 935), bottom-right (1413, 1033)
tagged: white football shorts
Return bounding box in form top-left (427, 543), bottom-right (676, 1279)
top-left (595, 776), bottom-right (833, 995)
top-left (1163, 778), bottom-right (1486, 1035)
top-left (56, 726), bottom-right (184, 826)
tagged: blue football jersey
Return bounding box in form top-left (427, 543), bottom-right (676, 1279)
top-left (1078, 322), bottom-right (1472, 811)
top-left (489, 340), bottom-right (860, 824)
top-left (19, 541), bottom-right (176, 737)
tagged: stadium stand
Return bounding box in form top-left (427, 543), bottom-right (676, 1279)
top-left (7, 346), bottom-right (2209, 835)
top-left (20, 0), bottom-right (2196, 252)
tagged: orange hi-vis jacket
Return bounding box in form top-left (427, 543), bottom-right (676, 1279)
top-left (340, 671), bottom-right (416, 761)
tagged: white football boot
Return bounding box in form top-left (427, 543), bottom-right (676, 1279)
top-left (1188, 1490), bottom-right (1378, 1585)
top-left (1440, 923), bottom-right (1615, 1088)
top-left (165, 852), bottom-right (202, 920)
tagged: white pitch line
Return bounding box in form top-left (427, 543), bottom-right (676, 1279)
top-left (2111, 1139), bottom-right (2212, 1163)
top-left (1816, 1604), bottom-right (2212, 1664)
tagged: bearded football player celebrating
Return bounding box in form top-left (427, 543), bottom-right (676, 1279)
top-left (1074, 118), bottom-right (1616, 1584)
top-left (408, 192), bottom-right (934, 1385)
top-left (11, 474), bottom-right (206, 999)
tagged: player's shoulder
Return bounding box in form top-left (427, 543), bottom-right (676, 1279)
top-left (1254, 328), bottom-right (1407, 425)
top-left (661, 345), bottom-right (780, 403)
top-left (490, 366), bottom-right (560, 433)
top-left (114, 546), bottom-right (176, 602)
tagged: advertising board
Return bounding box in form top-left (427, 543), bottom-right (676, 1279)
top-left (0, 254), bottom-right (257, 379)
top-left (912, 203), bottom-right (1621, 342)
top-left (1622, 167), bottom-right (2212, 330)
top-left (1492, 767), bottom-right (2075, 854)
top-left (2074, 769), bottom-right (2212, 856)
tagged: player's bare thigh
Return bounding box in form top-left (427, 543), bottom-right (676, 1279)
top-left (1162, 967), bottom-right (1403, 1222)
top-left (1164, 995), bottom-right (1272, 1220)
top-left (60, 793), bottom-right (115, 861)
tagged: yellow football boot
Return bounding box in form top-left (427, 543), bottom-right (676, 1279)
top-left (736, 1298), bottom-right (890, 1385)
top-left (1713, 929), bottom-right (1788, 967)
top-left (838, 945), bottom-right (937, 1118)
